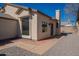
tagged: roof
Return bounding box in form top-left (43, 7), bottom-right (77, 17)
top-left (4, 3), bottom-right (52, 19)
top-left (0, 13), bottom-right (16, 20)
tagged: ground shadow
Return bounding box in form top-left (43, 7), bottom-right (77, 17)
top-left (54, 32), bottom-right (72, 39)
top-left (39, 32), bottom-right (72, 41)
top-left (23, 32), bottom-right (73, 41)
top-left (0, 39), bottom-right (13, 46)
top-left (0, 38), bottom-right (19, 46)
top-left (0, 54), bottom-right (6, 56)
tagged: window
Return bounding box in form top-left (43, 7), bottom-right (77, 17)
top-left (42, 21), bottom-right (47, 32)
top-left (16, 8), bottom-right (23, 15)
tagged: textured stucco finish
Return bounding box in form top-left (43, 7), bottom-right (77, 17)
top-left (37, 13), bottom-right (56, 40)
top-left (31, 14), bottom-right (38, 40)
top-left (4, 5), bottom-right (29, 19)
top-left (4, 5), bottom-right (31, 39)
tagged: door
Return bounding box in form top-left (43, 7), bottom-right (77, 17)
top-left (22, 17), bottom-right (30, 38)
top-left (51, 24), bottom-right (53, 36)
top-left (0, 18), bottom-right (18, 40)
top-left (22, 17), bottom-right (29, 35)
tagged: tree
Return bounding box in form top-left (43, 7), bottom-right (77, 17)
top-left (64, 3), bottom-right (79, 26)
top-left (64, 4), bottom-right (79, 32)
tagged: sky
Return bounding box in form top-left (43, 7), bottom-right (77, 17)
top-left (0, 3), bottom-right (77, 25)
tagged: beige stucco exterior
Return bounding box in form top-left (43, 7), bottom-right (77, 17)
top-left (37, 13), bottom-right (57, 40)
top-left (4, 4), bottom-right (31, 38)
top-left (31, 14), bottom-right (38, 40)
top-left (4, 5), bottom-right (30, 19)
top-left (0, 4), bottom-right (59, 40)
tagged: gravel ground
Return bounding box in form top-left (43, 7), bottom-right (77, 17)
top-left (0, 46), bottom-right (39, 56)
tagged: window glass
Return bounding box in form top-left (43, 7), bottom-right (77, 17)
top-left (22, 17), bottom-right (29, 35)
top-left (42, 21), bottom-right (47, 32)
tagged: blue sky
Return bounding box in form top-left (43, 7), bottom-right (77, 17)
top-left (0, 3), bottom-right (76, 25)
top-left (16, 3), bottom-right (66, 21)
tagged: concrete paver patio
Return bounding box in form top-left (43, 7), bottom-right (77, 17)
top-left (0, 46), bottom-right (39, 56)
top-left (0, 36), bottom-right (63, 55)
top-left (13, 38), bottom-right (60, 55)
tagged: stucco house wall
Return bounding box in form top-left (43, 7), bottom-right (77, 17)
top-left (1, 4), bottom-right (59, 41)
top-left (4, 4), bottom-right (32, 39)
top-left (37, 12), bottom-right (57, 40)
top-left (4, 5), bottom-right (29, 19)
top-left (31, 14), bottom-right (38, 40)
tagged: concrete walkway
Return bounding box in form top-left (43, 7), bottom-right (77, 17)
top-left (43, 33), bottom-right (79, 56)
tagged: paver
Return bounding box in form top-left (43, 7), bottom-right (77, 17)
top-left (0, 36), bottom-right (61, 56)
top-left (14, 38), bottom-right (60, 55)
top-left (0, 46), bottom-right (39, 56)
